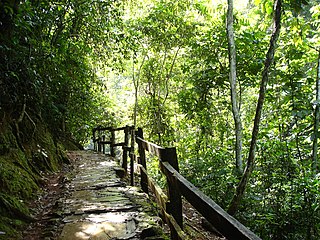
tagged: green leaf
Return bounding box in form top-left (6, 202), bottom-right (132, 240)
top-left (264, 1), bottom-right (273, 15)
top-left (254, 0), bottom-right (262, 6)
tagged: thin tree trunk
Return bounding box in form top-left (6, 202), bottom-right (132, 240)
top-left (227, 0), bottom-right (282, 215)
top-left (133, 54), bottom-right (137, 126)
top-left (312, 50), bottom-right (320, 174)
top-left (289, 65), bottom-right (304, 162)
top-left (163, 47), bottom-right (180, 104)
top-left (133, 53), bottom-right (147, 127)
top-left (227, 0), bottom-right (243, 175)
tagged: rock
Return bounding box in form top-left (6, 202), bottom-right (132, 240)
top-left (140, 227), bottom-right (160, 238)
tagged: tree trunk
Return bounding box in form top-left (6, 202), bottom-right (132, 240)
top-left (227, 0), bottom-right (243, 175)
top-left (227, 0), bottom-right (282, 215)
top-left (133, 53), bottom-right (147, 127)
top-left (312, 50), bottom-right (320, 174)
top-left (132, 55), bottom-right (137, 126)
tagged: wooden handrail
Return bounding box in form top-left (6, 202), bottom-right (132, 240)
top-left (93, 125), bottom-right (135, 178)
top-left (134, 127), bottom-right (261, 240)
top-left (93, 126), bottom-right (262, 240)
top-left (161, 161), bottom-right (261, 240)
top-left (136, 136), bottom-right (164, 157)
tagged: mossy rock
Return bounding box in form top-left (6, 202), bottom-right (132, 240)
top-left (0, 193), bottom-right (31, 219)
top-left (0, 155), bottom-right (39, 198)
top-left (0, 194), bottom-right (34, 239)
top-left (0, 217), bottom-right (20, 239)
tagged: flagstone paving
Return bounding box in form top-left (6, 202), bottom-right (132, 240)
top-left (57, 151), bottom-right (166, 240)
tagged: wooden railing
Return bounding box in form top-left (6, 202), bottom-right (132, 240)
top-left (93, 126), bottom-right (262, 240)
top-left (92, 125), bottom-right (135, 185)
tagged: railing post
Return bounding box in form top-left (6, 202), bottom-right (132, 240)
top-left (98, 136), bottom-right (101, 152)
top-left (102, 135), bottom-right (105, 154)
top-left (111, 128), bottom-right (115, 157)
top-left (93, 128), bottom-right (96, 151)
top-left (161, 147), bottom-right (183, 239)
top-left (130, 126), bottom-right (135, 186)
top-left (136, 127), bottom-right (148, 194)
top-left (122, 126), bottom-right (129, 172)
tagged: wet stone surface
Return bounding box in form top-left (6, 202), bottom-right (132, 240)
top-left (54, 151), bottom-right (165, 240)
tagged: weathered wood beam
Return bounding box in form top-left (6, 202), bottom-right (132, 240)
top-left (136, 136), bottom-right (164, 158)
top-left (136, 128), bottom-right (148, 193)
top-left (139, 165), bottom-right (189, 240)
top-left (160, 162), bottom-right (261, 240)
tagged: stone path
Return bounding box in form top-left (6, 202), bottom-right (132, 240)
top-left (57, 151), bottom-right (166, 240)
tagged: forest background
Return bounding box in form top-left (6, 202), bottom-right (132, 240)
top-left (1, 0), bottom-right (320, 239)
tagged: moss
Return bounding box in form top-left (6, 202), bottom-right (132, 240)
top-left (0, 193), bottom-right (33, 239)
top-left (0, 116), bottom-right (69, 238)
top-left (0, 157), bottom-right (39, 198)
top-left (0, 218), bottom-right (26, 240)
top-left (28, 123), bottom-right (64, 172)
top-left (0, 153), bottom-right (38, 238)
top-left (0, 217), bottom-right (19, 239)
top-left (0, 193), bottom-right (30, 218)
top-left (56, 142), bottom-right (71, 164)
top-left (0, 126), bottom-right (14, 155)
top-left (0, 142), bottom-right (10, 155)
top-left (58, 135), bottom-right (83, 151)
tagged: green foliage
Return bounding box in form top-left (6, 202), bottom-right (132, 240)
top-left (0, 0), bottom-right (125, 144)
top-left (0, 120), bottom-right (63, 237)
top-left (238, 139), bottom-right (320, 239)
top-left (0, 1), bottom-right (127, 237)
top-left (123, 0), bottom-right (320, 239)
top-left (2, 0), bottom-right (320, 239)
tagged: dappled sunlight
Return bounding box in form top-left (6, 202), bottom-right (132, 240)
top-left (78, 221), bottom-right (115, 236)
top-left (87, 212), bottom-right (128, 223)
top-left (99, 161), bottom-right (116, 167)
top-left (79, 203), bottom-right (103, 213)
top-left (61, 212), bottom-right (134, 240)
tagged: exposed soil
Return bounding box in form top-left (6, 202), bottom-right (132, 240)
top-left (23, 170), bottom-right (68, 240)
top-left (23, 152), bottom-right (76, 240)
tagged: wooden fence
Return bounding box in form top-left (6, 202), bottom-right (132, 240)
top-left (93, 126), bottom-right (262, 240)
top-left (92, 125), bottom-right (135, 185)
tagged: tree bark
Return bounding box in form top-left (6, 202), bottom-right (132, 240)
top-left (227, 0), bottom-right (282, 215)
top-left (227, 0), bottom-right (243, 175)
top-left (312, 50), bottom-right (320, 174)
